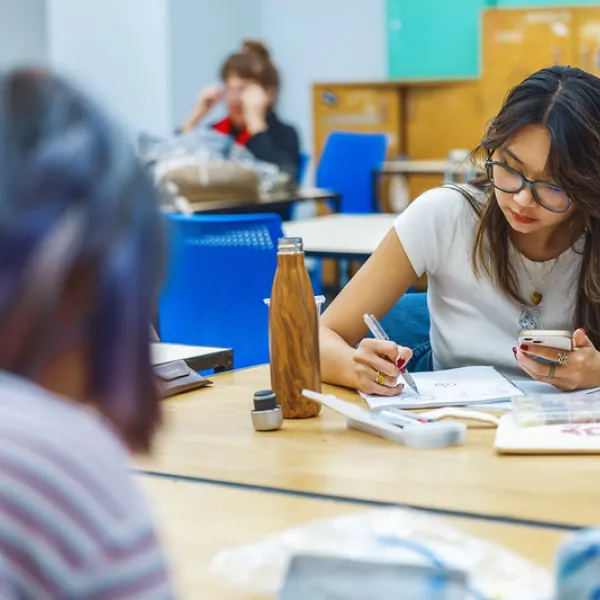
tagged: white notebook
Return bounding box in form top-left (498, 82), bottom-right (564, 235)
top-left (360, 366), bottom-right (525, 410)
top-left (495, 413), bottom-right (600, 454)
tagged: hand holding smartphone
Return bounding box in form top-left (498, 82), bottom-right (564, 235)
top-left (517, 329), bottom-right (573, 365)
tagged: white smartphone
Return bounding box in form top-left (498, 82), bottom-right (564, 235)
top-left (517, 329), bottom-right (573, 365)
top-left (279, 554), bottom-right (467, 600)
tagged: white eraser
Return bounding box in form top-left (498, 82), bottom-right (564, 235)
top-left (402, 421), bottom-right (467, 449)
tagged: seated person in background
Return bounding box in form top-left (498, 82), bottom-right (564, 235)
top-left (180, 40), bottom-right (301, 181)
top-left (0, 69), bottom-right (174, 597)
top-left (320, 66), bottom-right (600, 396)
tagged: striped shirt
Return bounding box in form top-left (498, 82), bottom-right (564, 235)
top-left (0, 371), bottom-right (175, 599)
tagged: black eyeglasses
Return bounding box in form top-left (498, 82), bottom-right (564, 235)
top-left (485, 159), bottom-right (571, 214)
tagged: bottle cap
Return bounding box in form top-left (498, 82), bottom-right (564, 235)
top-left (254, 389), bottom-right (278, 411)
top-left (277, 237), bottom-right (303, 254)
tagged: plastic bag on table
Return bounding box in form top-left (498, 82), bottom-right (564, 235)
top-left (210, 508), bottom-right (553, 599)
top-left (139, 128), bottom-right (288, 194)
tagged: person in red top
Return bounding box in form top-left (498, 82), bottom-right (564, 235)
top-left (180, 40), bottom-right (301, 182)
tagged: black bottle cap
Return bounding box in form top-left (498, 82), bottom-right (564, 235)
top-left (254, 389), bottom-right (278, 411)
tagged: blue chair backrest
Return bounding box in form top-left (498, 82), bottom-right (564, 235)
top-left (297, 152), bottom-right (310, 184)
top-left (159, 213), bottom-right (283, 369)
top-left (316, 132), bottom-right (388, 213)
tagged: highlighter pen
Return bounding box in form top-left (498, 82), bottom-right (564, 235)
top-left (363, 313), bottom-right (420, 395)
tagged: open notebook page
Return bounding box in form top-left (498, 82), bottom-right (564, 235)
top-left (359, 366), bottom-right (524, 410)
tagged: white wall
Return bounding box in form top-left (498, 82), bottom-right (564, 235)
top-left (260, 0), bottom-right (386, 160)
top-left (43, 0), bottom-right (386, 148)
top-left (169, 0), bottom-right (261, 129)
top-left (0, 0), bottom-right (47, 69)
top-left (47, 0), bottom-right (171, 135)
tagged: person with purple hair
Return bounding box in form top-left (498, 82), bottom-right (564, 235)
top-left (0, 69), bottom-right (175, 597)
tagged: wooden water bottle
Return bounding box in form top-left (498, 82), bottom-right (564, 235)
top-left (269, 237), bottom-right (321, 419)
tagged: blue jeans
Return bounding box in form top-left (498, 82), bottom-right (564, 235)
top-left (380, 293), bottom-right (433, 372)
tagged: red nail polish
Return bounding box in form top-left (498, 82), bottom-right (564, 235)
top-left (582, 329), bottom-right (587, 336)
top-left (512, 346), bottom-right (517, 356)
top-left (396, 358), bottom-right (406, 369)
top-left (520, 344), bottom-right (529, 351)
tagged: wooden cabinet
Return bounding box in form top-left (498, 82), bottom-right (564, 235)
top-left (404, 80), bottom-right (486, 199)
top-left (313, 85), bottom-right (404, 161)
top-left (571, 6), bottom-right (600, 76)
top-left (313, 80), bottom-right (489, 207)
top-left (482, 5), bottom-right (600, 117)
top-left (481, 8), bottom-right (574, 117)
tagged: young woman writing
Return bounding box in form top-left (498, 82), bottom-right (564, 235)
top-left (320, 66), bottom-right (600, 396)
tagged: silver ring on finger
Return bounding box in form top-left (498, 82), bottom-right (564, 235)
top-left (557, 351), bottom-right (569, 365)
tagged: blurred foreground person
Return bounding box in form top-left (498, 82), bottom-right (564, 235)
top-left (0, 69), bottom-right (175, 598)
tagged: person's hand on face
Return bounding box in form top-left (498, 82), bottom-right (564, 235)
top-left (194, 85), bottom-right (224, 116)
top-left (241, 84), bottom-right (269, 132)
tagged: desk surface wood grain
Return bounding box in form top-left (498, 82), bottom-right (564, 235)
top-left (137, 366), bottom-right (600, 528)
top-left (140, 475), bottom-right (566, 600)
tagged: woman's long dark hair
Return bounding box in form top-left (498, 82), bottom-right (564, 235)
top-left (462, 66), bottom-right (600, 348)
top-left (0, 69), bottom-right (164, 452)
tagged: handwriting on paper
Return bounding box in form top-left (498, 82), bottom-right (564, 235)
top-left (562, 425), bottom-right (600, 437)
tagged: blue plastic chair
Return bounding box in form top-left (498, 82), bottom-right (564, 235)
top-left (159, 213), bottom-right (283, 369)
top-left (316, 132), bottom-right (388, 214)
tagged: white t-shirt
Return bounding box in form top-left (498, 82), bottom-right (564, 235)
top-left (394, 185), bottom-right (582, 378)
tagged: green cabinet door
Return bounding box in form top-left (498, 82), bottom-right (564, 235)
top-left (387, 0), bottom-right (494, 79)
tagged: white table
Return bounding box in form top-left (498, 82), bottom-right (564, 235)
top-left (151, 342), bottom-right (233, 372)
top-left (283, 214), bottom-right (397, 260)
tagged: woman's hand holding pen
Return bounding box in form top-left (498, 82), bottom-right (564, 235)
top-left (352, 339), bottom-right (413, 396)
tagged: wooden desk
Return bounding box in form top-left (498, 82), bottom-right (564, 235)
top-left (140, 475), bottom-right (566, 600)
top-left (283, 214), bottom-right (396, 260)
top-left (138, 367), bottom-right (600, 529)
top-left (151, 342), bottom-right (233, 372)
top-left (161, 187), bottom-right (340, 215)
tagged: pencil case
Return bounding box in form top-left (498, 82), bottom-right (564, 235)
top-left (512, 392), bottom-right (600, 427)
